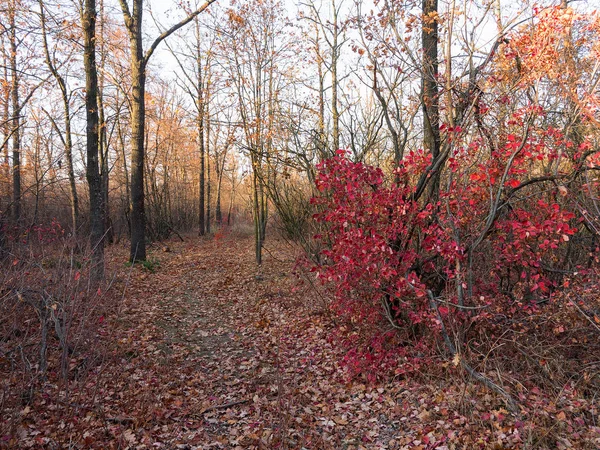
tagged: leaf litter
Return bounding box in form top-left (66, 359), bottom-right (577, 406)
top-left (1, 234), bottom-right (598, 449)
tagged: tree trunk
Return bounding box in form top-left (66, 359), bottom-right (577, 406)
top-left (422, 0), bottom-right (440, 156)
top-left (215, 154), bottom-right (224, 226)
top-left (227, 159), bottom-right (237, 226)
top-left (39, 0), bottom-right (79, 235)
top-left (1, 67), bottom-right (7, 258)
top-left (197, 101), bottom-right (205, 236)
top-left (205, 91), bottom-right (211, 234)
top-left (30, 125), bottom-right (42, 229)
top-left (82, 0), bottom-right (105, 281)
top-left (118, 0), bottom-right (215, 257)
top-left (331, 0), bottom-right (340, 152)
top-left (259, 181), bottom-right (267, 243)
top-left (10, 3), bottom-right (21, 223)
top-left (127, 2), bottom-right (147, 262)
top-left (97, 0), bottom-right (112, 244)
top-left (252, 161), bottom-right (262, 265)
top-left (196, 20), bottom-right (205, 237)
top-left (422, 0), bottom-right (441, 198)
top-left (2, 62), bottom-right (10, 205)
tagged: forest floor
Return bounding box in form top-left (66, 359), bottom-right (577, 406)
top-left (3, 232), bottom-right (600, 449)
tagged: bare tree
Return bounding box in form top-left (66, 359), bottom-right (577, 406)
top-left (39, 0), bottom-right (79, 235)
top-left (81, 0), bottom-right (104, 280)
top-left (303, 0), bottom-right (347, 153)
top-left (217, 0), bottom-right (292, 263)
top-left (117, 0), bottom-right (216, 262)
top-left (9, 1), bottom-right (21, 222)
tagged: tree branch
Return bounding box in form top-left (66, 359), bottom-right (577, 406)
top-left (117, 0), bottom-right (132, 29)
top-left (143, 0), bottom-right (217, 65)
top-left (426, 290), bottom-right (518, 413)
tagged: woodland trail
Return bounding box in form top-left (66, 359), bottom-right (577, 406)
top-left (6, 234), bottom-right (549, 448)
top-left (96, 234), bottom-right (431, 449)
top-left (104, 234), bottom-right (309, 448)
top-left (97, 234), bottom-right (521, 449)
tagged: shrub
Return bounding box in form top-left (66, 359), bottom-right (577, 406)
top-left (311, 118), bottom-right (597, 383)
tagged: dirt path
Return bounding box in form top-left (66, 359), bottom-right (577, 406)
top-left (99, 234), bottom-right (419, 449)
top-left (98, 235), bottom-right (504, 450)
top-left (7, 234), bottom-right (576, 449)
top-left (108, 236), bottom-right (291, 447)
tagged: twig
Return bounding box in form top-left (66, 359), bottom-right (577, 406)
top-left (107, 416), bottom-right (134, 424)
top-left (426, 289), bottom-right (519, 413)
top-left (572, 296), bottom-right (600, 333)
top-left (436, 297), bottom-right (490, 310)
top-left (167, 224), bottom-right (184, 242)
top-left (400, 279), bottom-right (518, 411)
top-left (199, 398), bottom-right (249, 414)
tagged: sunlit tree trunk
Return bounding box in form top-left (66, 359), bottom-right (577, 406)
top-left (227, 156), bottom-right (237, 226)
top-left (205, 93), bottom-right (211, 234)
top-left (2, 61), bottom-right (10, 205)
top-left (215, 166), bottom-right (222, 226)
top-left (1, 59), bottom-right (8, 260)
top-left (252, 158), bottom-right (262, 264)
top-left (39, 0), bottom-right (79, 235)
top-left (331, 0), bottom-right (340, 152)
top-left (195, 19), bottom-right (206, 236)
top-left (215, 137), bottom-right (231, 227)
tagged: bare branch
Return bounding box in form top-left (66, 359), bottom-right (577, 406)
top-left (144, 0), bottom-right (217, 65)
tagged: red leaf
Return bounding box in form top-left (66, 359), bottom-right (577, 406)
top-left (506, 179), bottom-right (521, 188)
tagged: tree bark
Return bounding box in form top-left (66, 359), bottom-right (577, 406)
top-left (215, 171), bottom-right (222, 226)
top-left (227, 157), bottom-right (237, 226)
top-left (82, 0), bottom-right (105, 280)
top-left (215, 142), bottom-right (229, 226)
top-left (422, 0), bottom-right (441, 196)
top-left (122, 0), bottom-right (147, 261)
top-left (422, 0), bottom-right (440, 158)
top-left (9, 3), bottom-right (21, 223)
top-left (331, 0), bottom-right (340, 152)
top-left (196, 21), bottom-right (206, 236)
top-left (252, 162), bottom-right (262, 265)
top-left (197, 110), bottom-right (205, 235)
top-left (118, 0), bottom-right (216, 259)
top-left (2, 60), bottom-right (10, 206)
top-left (205, 82), bottom-right (211, 235)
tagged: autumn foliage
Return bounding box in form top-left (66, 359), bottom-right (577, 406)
top-left (2, 1), bottom-right (600, 447)
top-left (311, 79), bottom-right (599, 382)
